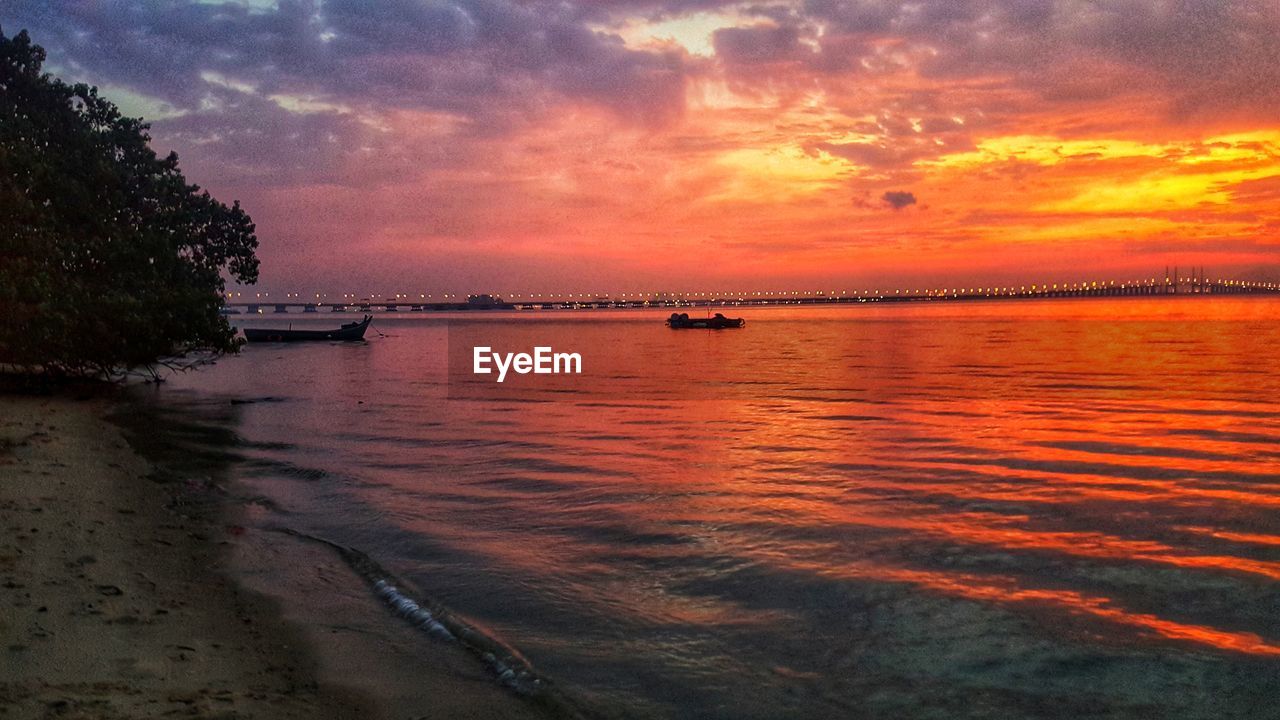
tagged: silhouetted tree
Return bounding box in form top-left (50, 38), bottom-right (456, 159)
top-left (0, 27), bottom-right (258, 378)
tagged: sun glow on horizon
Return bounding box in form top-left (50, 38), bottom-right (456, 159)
top-left (16, 0), bottom-right (1280, 290)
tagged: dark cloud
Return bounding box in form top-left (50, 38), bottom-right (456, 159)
top-left (0, 0), bottom-right (704, 216)
top-left (805, 0), bottom-right (1280, 122)
top-left (712, 23), bottom-right (810, 65)
top-left (823, 142), bottom-right (929, 169)
top-left (149, 89), bottom-right (422, 190)
top-left (882, 190), bottom-right (917, 209)
top-left (1, 0), bottom-right (691, 126)
top-left (815, 111), bottom-right (973, 172)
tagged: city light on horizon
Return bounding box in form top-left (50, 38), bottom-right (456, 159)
top-left (220, 270), bottom-right (1280, 310)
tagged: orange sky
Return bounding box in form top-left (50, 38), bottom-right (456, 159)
top-left (10, 1), bottom-right (1280, 294)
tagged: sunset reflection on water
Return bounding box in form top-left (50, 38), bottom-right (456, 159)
top-left (156, 297), bottom-right (1280, 718)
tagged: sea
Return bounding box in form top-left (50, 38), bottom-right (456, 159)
top-left (125, 297), bottom-right (1280, 719)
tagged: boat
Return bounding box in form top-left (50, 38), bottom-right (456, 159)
top-left (243, 315), bottom-right (373, 343)
top-left (667, 312), bottom-right (745, 329)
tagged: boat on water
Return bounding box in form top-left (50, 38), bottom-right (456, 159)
top-left (667, 312), bottom-right (745, 329)
top-left (243, 315), bottom-right (373, 343)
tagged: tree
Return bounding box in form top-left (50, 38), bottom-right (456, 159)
top-left (0, 27), bottom-right (258, 378)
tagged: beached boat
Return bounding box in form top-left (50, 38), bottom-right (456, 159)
top-left (667, 312), bottom-right (745, 329)
top-left (243, 315), bottom-right (373, 342)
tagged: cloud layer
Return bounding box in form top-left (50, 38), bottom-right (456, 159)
top-left (3, 0), bottom-right (1279, 292)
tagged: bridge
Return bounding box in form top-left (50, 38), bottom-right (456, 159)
top-left (226, 270), bottom-right (1279, 314)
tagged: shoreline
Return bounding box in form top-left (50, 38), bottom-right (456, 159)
top-left (0, 393), bottom-right (374, 718)
top-left (0, 392), bottom-right (552, 719)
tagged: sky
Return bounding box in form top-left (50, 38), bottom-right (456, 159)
top-left (4, 0), bottom-right (1280, 296)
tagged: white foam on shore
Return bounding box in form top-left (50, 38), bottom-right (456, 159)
top-left (278, 527), bottom-right (550, 697)
top-left (369, 577), bottom-right (544, 694)
top-left (374, 579), bottom-right (456, 640)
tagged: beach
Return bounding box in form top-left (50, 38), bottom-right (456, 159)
top-left (0, 393), bottom-right (548, 720)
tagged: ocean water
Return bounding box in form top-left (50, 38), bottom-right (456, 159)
top-left (133, 298), bottom-right (1280, 719)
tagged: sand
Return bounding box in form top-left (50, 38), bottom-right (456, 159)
top-left (0, 394), bottom-right (373, 718)
top-left (0, 394), bottom-right (553, 720)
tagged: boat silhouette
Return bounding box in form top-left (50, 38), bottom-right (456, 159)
top-left (243, 315), bottom-right (373, 342)
top-left (666, 312), bottom-right (745, 329)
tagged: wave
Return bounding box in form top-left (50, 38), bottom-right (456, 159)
top-left (272, 527), bottom-right (599, 719)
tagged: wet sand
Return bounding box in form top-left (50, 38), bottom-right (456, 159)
top-left (0, 394), bottom-right (550, 719)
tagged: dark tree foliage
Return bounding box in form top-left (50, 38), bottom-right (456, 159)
top-left (0, 27), bottom-right (258, 378)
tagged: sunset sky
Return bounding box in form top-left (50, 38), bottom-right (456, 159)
top-left (5, 1), bottom-right (1280, 295)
